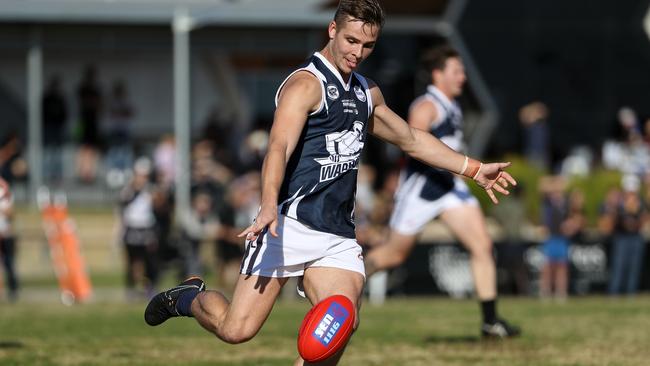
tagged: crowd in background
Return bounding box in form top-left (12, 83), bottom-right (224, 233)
top-left (116, 125), bottom-right (265, 299)
top-left (0, 65), bottom-right (649, 302)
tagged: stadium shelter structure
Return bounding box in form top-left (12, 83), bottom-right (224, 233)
top-left (0, 0), bottom-right (497, 223)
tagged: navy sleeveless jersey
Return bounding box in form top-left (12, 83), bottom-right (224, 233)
top-left (404, 85), bottom-right (464, 201)
top-left (274, 52), bottom-right (373, 238)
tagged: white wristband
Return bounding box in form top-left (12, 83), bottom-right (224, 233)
top-left (459, 155), bottom-right (469, 175)
top-left (472, 163), bottom-right (483, 180)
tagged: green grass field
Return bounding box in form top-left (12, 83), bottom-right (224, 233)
top-left (1, 296), bottom-right (649, 366)
top-left (3, 208), bottom-right (650, 365)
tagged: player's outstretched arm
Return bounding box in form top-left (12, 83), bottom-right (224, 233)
top-left (366, 81), bottom-right (516, 204)
top-left (238, 71), bottom-right (322, 240)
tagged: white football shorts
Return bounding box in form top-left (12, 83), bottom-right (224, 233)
top-left (239, 214), bottom-right (365, 278)
top-left (389, 173), bottom-right (478, 235)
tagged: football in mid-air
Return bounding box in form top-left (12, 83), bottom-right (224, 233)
top-left (297, 294), bottom-right (356, 363)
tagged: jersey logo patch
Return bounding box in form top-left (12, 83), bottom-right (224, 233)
top-left (326, 84), bottom-right (340, 100)
top-left (314, 121), bottom-right (364, 182)
top-left (353, 85), bottom-right (366, 102)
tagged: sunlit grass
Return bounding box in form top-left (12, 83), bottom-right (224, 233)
top-left (1, 296), bottom-right (649, 365)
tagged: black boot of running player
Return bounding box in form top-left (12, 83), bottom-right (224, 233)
top-left (144, 277), bottom-right (205, 326)
top-left (481, 318), bottom-right (521, 338)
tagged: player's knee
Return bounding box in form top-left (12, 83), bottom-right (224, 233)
top-left (217, 316), bottom-right (260, 344)
top-left (219, 325), bottom-right (256, 344)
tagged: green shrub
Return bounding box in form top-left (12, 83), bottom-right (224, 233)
top-left (566, 168), bottom-right (621, 225)
top-left (469, 154), bottom-right (546, 223)
top-left (469, 154), bottom-right (622, 226)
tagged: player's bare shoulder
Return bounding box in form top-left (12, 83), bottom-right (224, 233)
top-left (409, 93), bottom-right (438, 125)
top-left (365, 78), bottom-right (385, 108)
top-left (278, 70), bottom-right (322, 112)
top-left (410, 94), bottom-right (437, 115)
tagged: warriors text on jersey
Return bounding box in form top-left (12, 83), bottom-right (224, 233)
top-left (404, 85), bottom-right (464, 200)
top-left (274, 52), bottom-right (373, 238)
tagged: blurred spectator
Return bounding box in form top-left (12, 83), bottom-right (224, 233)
top-left (191, 139), bottom-right (233, 191)
top-left (150, 179), bottom-right (176, 277)
top-left (539, 176), bottom-right (567, 299)
top-left (519, 101), bottom-right (550, 171)
top-left (237, 129), bottom-right (269, 174)
top-left (560, 146), bottom-right (593, 177)
top-left (0, 133), bottom-right (28, 183)
top-left (179, 190), bottom-right (220, 277)
top-left (490, 184), bottom-right (530, 295)
top-left (186, 139), bottom-right (234, 284)
top-left (104, 80), bottom-right (135, 189)
top-left (359, 167), bottom-right (398, 250)
top-left (213, 172), bottom-right (260, 292)
top-left (42, 75), bottom-right (68, 184)
top-left (539, 176), bottom-right (585, 300)
top-left (597, 185), bottom-right (622, 246)
top-left (602, 106), bottom-right (650, 175)
top-left (0, 178), bottom-right (18, 302)
top-left (642, 115), bottom-right (650, 146)
top-left (605, 174), bottom-right (648, 295)
top-left (76, 65), bottom-right (103, 184)
top-left (617, 107), bottom-right (640, 136)
top-left (201, 107), bottom-right (237, 165)
top-left (119, 157), bottom-right (159, 299)
top-left (354, 164), bottom-right (382, 249)
top-left (154, 134), bottom-right (176, 187)
top-left (565, 189), bottom-right (587, 242)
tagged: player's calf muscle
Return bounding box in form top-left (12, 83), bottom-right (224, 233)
top-left (192, 292), bottom-right (231, 335)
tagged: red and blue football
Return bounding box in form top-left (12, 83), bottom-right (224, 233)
top-left (297, 294), bottom-right (356, 363)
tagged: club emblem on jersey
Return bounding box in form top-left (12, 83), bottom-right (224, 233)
top-left (353, 85), bottom-right (366, 102)
top-left (314, 121), bottom-right (364, 182)
top-left (326, 84), bottom-right (340, 100)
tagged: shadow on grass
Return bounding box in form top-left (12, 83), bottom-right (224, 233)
top-left (423, 335), bottom-right (480, 344)
top-left (0, 340), bottom-right (25, 349)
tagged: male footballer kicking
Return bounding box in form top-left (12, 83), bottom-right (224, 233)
top-left (145, 2), bottom-right (517, 364)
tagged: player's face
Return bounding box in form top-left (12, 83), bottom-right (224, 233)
top-left (435, 57), bottom-right (466, 97)
top-left (328, 17), bottom-right (379, 75)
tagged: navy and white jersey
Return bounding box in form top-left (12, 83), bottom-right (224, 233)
top-left (274, 52), bottom-right (373, 238)
top-left (404, 85), bottom-right (464, 201)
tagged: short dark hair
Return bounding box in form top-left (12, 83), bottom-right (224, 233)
top-left (334, 0), bottom-right (385, 28)
top-left (421, 45), bottom-right (460, 74)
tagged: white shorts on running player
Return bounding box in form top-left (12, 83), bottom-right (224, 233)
top-left (389, 174), bottom-right (479, 236)
top-left (240, 214), bottom-right (365, 279)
